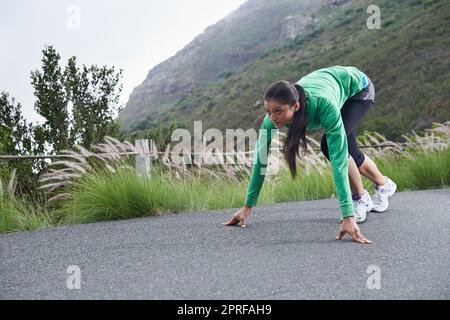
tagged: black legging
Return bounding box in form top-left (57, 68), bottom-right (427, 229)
top-left (320, 98), bottom-right (374, 168)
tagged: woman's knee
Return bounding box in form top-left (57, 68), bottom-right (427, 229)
top-left (353, 152), bottom-right (366, 167)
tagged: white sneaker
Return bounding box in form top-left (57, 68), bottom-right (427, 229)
top-left (371, 176), bottom-right (397, 212)
top-left (352, 189), bottom-right (374, 223)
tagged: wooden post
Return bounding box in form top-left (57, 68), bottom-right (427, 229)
top-left (135, 139), bottom-right (153, 179)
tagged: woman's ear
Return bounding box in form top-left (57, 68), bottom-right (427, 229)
top-left (292, 101), bottom-right (300, 112)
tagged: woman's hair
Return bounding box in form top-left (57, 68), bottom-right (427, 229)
top-left (264, 80), bottom-right (308, 179)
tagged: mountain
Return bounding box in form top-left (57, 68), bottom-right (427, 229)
top-left (118, 0), bottom-right (329, 131)
top-left (118, 0), bottom-right (450, 140)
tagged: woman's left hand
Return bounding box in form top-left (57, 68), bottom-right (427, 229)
top-left (336, 217), bottom-right (371, 244)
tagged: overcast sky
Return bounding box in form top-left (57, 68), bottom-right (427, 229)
top-left (0, 0), bottom-right (247, 124)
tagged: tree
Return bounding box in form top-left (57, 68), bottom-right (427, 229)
top-left (0, 92), bottom-right (42, 196)
top-left (1, 45), bottom-right (123, 198)
top-left (65, 57), bottom-right (123, 149)
top-left (0, 92), bottom-right (31, 156)
top-left (30, 45), bottom-right (123, 152)
top-left (31, 124), bottom-right (48, 173)
top-left (31, 45), bottom-right (71, 153)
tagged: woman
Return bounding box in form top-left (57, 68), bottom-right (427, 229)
top-left (223, 66), bottom-right (397, 244)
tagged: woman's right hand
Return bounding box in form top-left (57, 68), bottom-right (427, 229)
top-left (222, 205), bottom-right (253, 228)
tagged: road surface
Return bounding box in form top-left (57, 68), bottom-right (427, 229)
top-left (1, 188), bottom-right (449, 299)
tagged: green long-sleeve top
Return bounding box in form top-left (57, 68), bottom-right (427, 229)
top-left (245, 66), bottom-right (367, 217)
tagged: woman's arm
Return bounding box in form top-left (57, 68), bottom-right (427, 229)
top-left (245, 113), bottom-right (276, 206)
top-left (223, 114), bottom-right (276, 228)
top-left (318, 98), bottom-right (354, 218)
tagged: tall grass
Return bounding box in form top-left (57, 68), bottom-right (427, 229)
top-left (0, 170), bottom-right (53, 233)
top-left (57, 145), bottom-right (450, 225)
top-left (375, 147), bottom-right (450, 191)
top-left (59, 164), bottom-right (250, 224)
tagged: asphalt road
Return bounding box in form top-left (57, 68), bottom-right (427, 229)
top-left (1, 188), bottom-right (449, 300)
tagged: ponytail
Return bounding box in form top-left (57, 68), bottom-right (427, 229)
top-left (283, 83), bottom-right (308, 179)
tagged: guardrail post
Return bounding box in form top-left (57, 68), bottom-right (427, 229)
top-left (135, 139), bottom-right (153, 179)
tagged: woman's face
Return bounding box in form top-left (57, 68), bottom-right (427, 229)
top-left (264, 99), bottom-right (300, 128)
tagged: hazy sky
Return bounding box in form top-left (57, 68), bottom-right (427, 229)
top-left (0, 0), bottom-right (247, 124)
